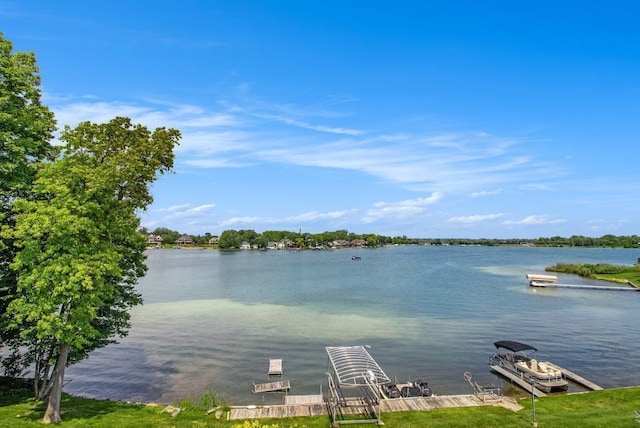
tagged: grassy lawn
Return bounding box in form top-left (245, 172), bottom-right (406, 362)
top-left (546, 263), bottom-right (640, 286)
top-left (2, 377), bottom-right (640, 427)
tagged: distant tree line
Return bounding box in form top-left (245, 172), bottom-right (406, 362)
top-left (140, 228), bottom-right (640, 250)
top-left (533, 234), bottom-right (640, 248)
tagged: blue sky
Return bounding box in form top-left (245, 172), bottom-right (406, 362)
top-left (3, 1), bottom-right (639, 238)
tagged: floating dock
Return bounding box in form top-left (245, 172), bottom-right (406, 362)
top-left (531, 282), bottom-right (640, 292)
top-left (544, 362), bottom-right (603, 391)
top-left (268, 358), bottom-right (283, 376)
top-left (526, 273), bottom-right (640, 292)
top-left (490, 365), bottom-right (547, 397)
top-left (491, 361), bottom-right (603, 396)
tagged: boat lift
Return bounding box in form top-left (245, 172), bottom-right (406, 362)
top-left (325, 345), bottom-right (390, 427)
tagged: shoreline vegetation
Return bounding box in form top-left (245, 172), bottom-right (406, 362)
top-left (546, 263), bottom-right (640, 285)
top-left (2, 378), bottom-right (640, 427)
top-left (144, 228), bottom-right (640, 250)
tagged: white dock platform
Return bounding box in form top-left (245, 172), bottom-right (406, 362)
top-left (269, 358), bottom-right (283, 376)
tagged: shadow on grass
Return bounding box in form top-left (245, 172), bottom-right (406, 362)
top-left (58, 394), bottom-right (152, 423)
top-left (0, 377), bottom-right (35, 406)
top-left (1, 377), bottom-right (156, 425)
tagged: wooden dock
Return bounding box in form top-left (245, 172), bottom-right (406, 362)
top-left (544, 362), bottom-right (604, 391)
top-left (253, 380), bottom-right (291, 394)
top-left (284, 394), bottom-right (324, 405)
top-left (527, 273), bottom-right (639, 292)
top-left (268, 358), bottom-right (283, 376)
top-left (490, 365), bottom-right (547, 397)
top-left (380, 394), bottom-right (486, 412)
top-left (229, 394), bottom-right (521, 420)
top-left (491, 362), bottom-right (604, 395)
top-left (531, 282), bottom-right (640, 292)
top-left (230, 403), bottom-right (326, 420)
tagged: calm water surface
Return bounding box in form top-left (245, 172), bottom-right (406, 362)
top-left (66, 246), bottom-right (640, 404)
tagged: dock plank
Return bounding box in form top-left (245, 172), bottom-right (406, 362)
top-left (284, 394), bottom-right (324, 405)
top-left (545, 362), bottom-right (604, 391)
top-left (269, 358), bottom-right (283, 376)
top-left (230, 403), bottom-right (326, 420)
top-left (490, 365), bottom-right (547, 397)
top-left (531, 282), bottom-right (640, 291)
top-left (253, 380), bottom-right (290, 394)
top-left (229, 393), bottom-right (521, 420)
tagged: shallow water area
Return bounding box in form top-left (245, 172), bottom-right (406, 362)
top-left (65, 246), bottom-right (640, 404)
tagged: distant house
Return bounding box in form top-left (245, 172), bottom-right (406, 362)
top-left (276, 239), bottom-right (296, 250)
top-left (147, 234), bottom-right (163, 248)
top-left (331, 240), bottom-right (350, 248)
top-left (351, 239), bottom-right (366, 247)
top-left (240, 241), bottom-right (251, 250)
top-left (176, 235), bottom-right (193, 245)
top-left (267, 241), bottom-right (278, 250)
top-left (208, 236), bottom-right (219, 245)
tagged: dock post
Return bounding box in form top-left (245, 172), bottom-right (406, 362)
top-left (531, 380), bottom-right (537, 427)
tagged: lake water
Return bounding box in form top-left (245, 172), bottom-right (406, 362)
top-left (65, 246), bottom-right (640, 405)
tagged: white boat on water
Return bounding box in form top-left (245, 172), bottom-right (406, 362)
top-left (490, 340), bottom-right (568, 393)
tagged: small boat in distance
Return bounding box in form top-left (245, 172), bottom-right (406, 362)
top-left (351, 255), bottom-right (362, 260)
top-left (490, 340), bottom-right (568, 393)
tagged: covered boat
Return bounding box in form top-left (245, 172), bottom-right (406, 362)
top-left (489, 340), bottom-right (568, 392)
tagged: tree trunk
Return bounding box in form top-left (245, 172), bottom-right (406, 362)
top-left (42, 343), bottom-right (69, 424)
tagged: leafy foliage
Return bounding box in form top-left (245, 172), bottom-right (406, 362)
top-left (4, 117), bottom-right (180, 422)
top-left (546, 263), bottom-right (640, 284)
top-left (0, 31), bottom-right (57, 378)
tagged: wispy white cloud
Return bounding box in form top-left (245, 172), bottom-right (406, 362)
top-left (250, 112), bottom-right (366, 136)
top-left (503, 215), bottom-right (566, 225)
top-left (219, 210), bottom-right (354, 227)
top-left (155, 204), bottom-right (194, 213)
top-left (48, 95), bottom-right (561, 200)
top-left (447, 213), bottom-right (506, 224)
top-left (362, 194), bottom-right (443, 223)
top-left (586, 219), bottom-right (629, 231)
top-left (48, 94), bottom-right (571, 235)
top-left (149, 203), bottom-right (216, 222)
top-left (470, 189), bottom-right (503, 198)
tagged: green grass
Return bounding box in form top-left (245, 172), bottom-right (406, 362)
top-left (2, 378), bottom-right (640, 427)
top-left (546, 263), bottom-right (640, 286)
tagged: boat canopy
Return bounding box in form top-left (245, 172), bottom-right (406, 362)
top-left (326, 346), bottom-right (391, 387)
top-left (526, 274), bottom-right (557, 282)
top-left (494, 340), bottom-right (538, 353)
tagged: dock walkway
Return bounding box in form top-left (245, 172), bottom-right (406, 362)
top-left (532, 282), bottom-right (640, 292)
top-left (229, 394), bottom-right (521, 420)
top-left (545, 362), bottom-right (603, 391)
top-left (284, 394), bottom-right (324, 405)
top-left (491, 362), bottom-right (603, 395)
top-left (490, 365), bottom-right (547, 397)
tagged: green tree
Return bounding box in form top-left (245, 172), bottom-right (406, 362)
top-left (0, 32), bottom-right (57, 373)
top-left (152, 226), bottom-right (181, 244)
top-left (5, 117), bottom-right (180, 424)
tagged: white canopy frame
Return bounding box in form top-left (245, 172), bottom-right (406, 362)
top-left (326, 345), bottom-right (391, 386)
top-left (325, 346), bottom-right (390, 426)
